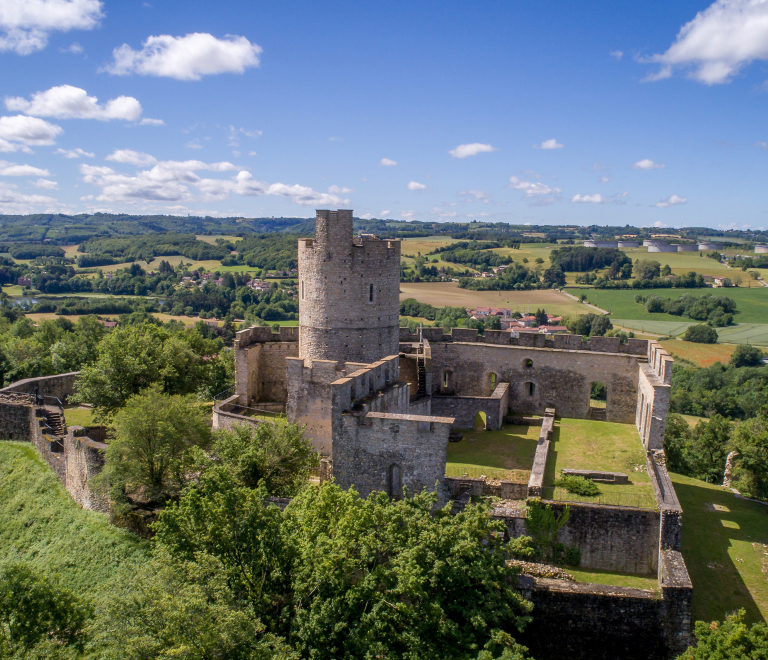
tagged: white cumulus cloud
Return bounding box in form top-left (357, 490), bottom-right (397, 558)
top-left (380, 158), bottom-right (397, 166)
top-left (600, 176), bottom-right (610, 183)
top-left (449, 143), bottom-right (496, 158)
top-left (33, 178), bottom-right (57, 189)
top-left (655, 194), bottom-right (687, 207)
top-left (633, 159), bottom-right (665, 169)
top-left (0, 182), bottom-right (60, 213)
top-left (105, 149), bottom-right (157, 166)
top-left (6, 85), bottom-right (145, 122)
top-left (0, 0), bottom-right (102, 55)
top-left (407, 181), bottom-right (426, 191)
top-left (0, 115), bottom-right (62, 150)
top-left (56, 147), bottom-right (94, 158)
top-left (81, 158), bottom-right (347, 207)
top-left (0, 160), bottom-right (50, 176)
top-left (643, 0), bottom-right (768, 84)
top-left (572, 194), bottom-right (606, 204)
top-left (328, 185), bottom-right (353, 194)
top-left (103, 33), bottom-right (262, 81)
top-left (508, 176), bottom-right (561, 197)
top-left (610, 50), bottom-right (624, 60)
top-left (535, 138), bottom-right (564, 149)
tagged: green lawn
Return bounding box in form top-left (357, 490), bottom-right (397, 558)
top-left (0, 442), bottom-right (147, 599)
top-left (672, 473), bottom-right (768, 624)
top-left (63, 405), bottom-right (95, 427)
top-left (446, 424), bottom-right (538, 480)
top-left (544, 418), bottom-right (657, 509)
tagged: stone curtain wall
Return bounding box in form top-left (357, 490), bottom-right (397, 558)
top-left (519, 578), bottom-right (673, 660)
top-left (333, 411), bottom-right (454, 505)
top-left (431, 382), bottom-right (509, 429)
top-left (424, 341), bottom-right (642, 422)
top-left (0, 372), bottom-right (79, 402)
top-left (636, 341), bottom-right (673, 450)
top-left (298, 210), bottom-right (401, 364)
top-left (0, 397), bottom-right (38, 442)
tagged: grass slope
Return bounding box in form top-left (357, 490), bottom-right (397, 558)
top-left (659, 340), bottom-right (737, 367)
top-left (672, 473), bottom-right (768, 624)
top-left (0, 442), bottom-right (147, 598)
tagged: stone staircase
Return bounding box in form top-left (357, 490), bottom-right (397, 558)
top-left (42, 406), bottom-right (66, 437)
top-left (416, 353), bottom-right (427, 397)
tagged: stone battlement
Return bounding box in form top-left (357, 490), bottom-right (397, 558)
top-left (399, 327), bottom-right (649, 356)
top-left (235, 325), bottom-right (299, 349)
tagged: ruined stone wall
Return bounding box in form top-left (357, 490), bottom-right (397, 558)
top-left (430, 382), bottom-right (509, 429)
top-left (527, 412), bottom-right (555, 497)
top-left (0, 372), bottom-right (79, 402)
top-left (333, 411), bottom-right (453, 505)
top-left (636, 341), bottom-right (673, 450)
top-left (427, 341), bottom-right (641, 422)
top-left (233, 326), bottom-right (299, 404)
top-left (540, 501), bottom-right (660, 574)
top-left (519, 577), bottom-right (685, 660)
top-left (0, 397), bottom-right (37, 442)
top-left (64, 427), bottom-right (109, 513)
top-left (298, 210), bottom-right (401, 364)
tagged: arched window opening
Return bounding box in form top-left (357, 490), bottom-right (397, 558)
top-left (388, 464), bottom-right (403, 499)
top-left (490, 373), bottom-right (497, 390)
top-left (523, 359), bottom-right (533, 369)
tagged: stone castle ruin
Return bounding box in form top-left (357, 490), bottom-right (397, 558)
top-left (214, 209), bottom-right (692, 659)
top-left (0, 209), bottom-right (693, 659)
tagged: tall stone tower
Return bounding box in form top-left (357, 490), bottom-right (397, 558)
top-left (298, 209), bottom-right (401, 364)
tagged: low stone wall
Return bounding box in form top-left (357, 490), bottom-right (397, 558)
top-left (0, 372), bottom-right (79, 402)
top-left (445, 476), bottom-right (528, 500)
top-left (561, 469), bottom-right (629, 484)
top-left (647, 449), bottom-right (683, 552)
top-left (527, 410), bottom-right (555, 497)
top-left (212, 395), bottom-right (262, 432)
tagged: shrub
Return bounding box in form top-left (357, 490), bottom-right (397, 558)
top-left (682, 324), bottom-right (718, 344)
top-left (730, 344), bottom-right (763, 368)
top-left (554, 475), bottom-right (601, 496)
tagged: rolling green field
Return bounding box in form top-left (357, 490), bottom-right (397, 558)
top-left (659, 340), bottom-right (737, 367)
top-left (0, 442), bottom-right (147, 599)
top-left (571, 286), bottom-right (768, 324)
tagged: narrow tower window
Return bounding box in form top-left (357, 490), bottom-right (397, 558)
top-left (301, 281), bottom-right (304, 299)
top-left (369, 283), bottom-right (374, 302)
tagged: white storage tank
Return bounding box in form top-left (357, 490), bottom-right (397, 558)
top-left (673, 244), bottom-right (698, 252)
top-left (583, 240), bottom-right (618, 248)
top-left (648, 244), bottom-right (679, 253)
top-left (617, 241), bottom-right (639, 248)
top-left (643, 239), bottom-right (667, 247)
top-left (698, 243), bottom-right (724, 251)
top-left (755, 245), bottom-right (768, 254)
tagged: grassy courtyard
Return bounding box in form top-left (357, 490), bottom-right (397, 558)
top-left (543, 418), bottom-right (657, 509)
top-left (445, 424), bottom-right (538, 481)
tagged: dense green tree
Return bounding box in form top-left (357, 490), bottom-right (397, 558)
top-left (730, 344), bottom-right (764, 368)
top-left (208, 422), bottom-right (319, 496)
top-left (663, 414), bottom-right (732, 483)
top-left (730, 413), bottom-right (768, 500)
top-left (634, 259), bottom-right (661, 281)
top-left (95, 387), bottom-right (211, 504)
top-left (677, 610), bottom-right (768, 659)
top-left (563, 313), bottom-right (613, 337)
top-left (0, 563), bottom-right (90, 658)
top-left (682, 324), bottom-right (719, 343)
top-left (486, 315), bottom-right (502, 330)
top-left (91, 549), bottom-right (294, 660)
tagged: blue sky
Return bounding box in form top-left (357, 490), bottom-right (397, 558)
top-left (1, 0), bottom-right (768, 228)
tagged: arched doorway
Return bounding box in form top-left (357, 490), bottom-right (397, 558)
top-left (475, 411), bottom-right (487, 430)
